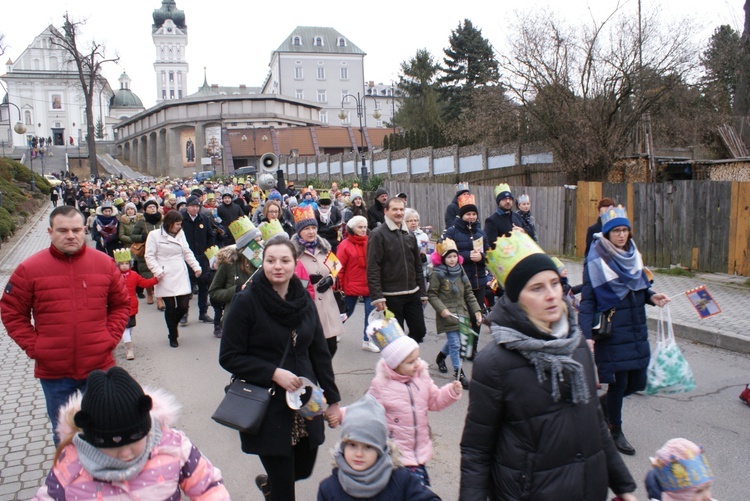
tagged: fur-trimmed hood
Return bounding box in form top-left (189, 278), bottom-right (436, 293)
top-left (291, 233), bottom-right (332, 256)
top-left (55, 387), bottom-right (181, 444)
top-left (216, 244), bottom-right (239, 266)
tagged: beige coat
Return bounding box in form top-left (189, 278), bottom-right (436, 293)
top-left (293, 238), bottom-right (344, 339)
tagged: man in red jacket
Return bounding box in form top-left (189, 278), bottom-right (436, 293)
top-left (0, 205), bottom-right (130, 445)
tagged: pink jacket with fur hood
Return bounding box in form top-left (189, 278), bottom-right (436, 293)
top-left (34, 388), bottom-right (229, 501)
top-left (367, 358), bottom-right (460, 466)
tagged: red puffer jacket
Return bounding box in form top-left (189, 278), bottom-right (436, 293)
top-left (121, 269), bottom-right (159, 316)
top-left (0, 245), bottom-right (130, 380)
top-left (336, 234), bottom-right (369, 297)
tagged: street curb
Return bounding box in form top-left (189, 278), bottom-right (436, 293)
top-left (647, 317), bottom-right (750, 355)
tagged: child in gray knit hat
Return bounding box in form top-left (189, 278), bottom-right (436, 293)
top-left (317, 395), bottom-right (441, 500)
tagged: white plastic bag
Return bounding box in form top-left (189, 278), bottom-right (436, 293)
top-left (645, 305), bottom-right (696, 395)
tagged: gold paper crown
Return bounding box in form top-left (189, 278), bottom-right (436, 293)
top-left (367, 318), bottom-right (407, 350)
top-left (494, 183), bottom-right (512, 199)
top-left (457, 192), bottom-right (476, 208)
top-left (601, 205), bottom-right (628, 227)
top-left (229, 216), bottom-right (260, 247)
top-left (435, 238), bottom-right (459, 257)
top-left (292, 205), bottom-right (316, 224)
top-left (455, 182), bottom-right (470, 192)
top-left (486, 231), bottom-right (546, 287)
top-left (204, 245), bottom-right (220, 261)
top-left (318, 190), bottom-right (331, 201)
top-left (260, 219), bottom-right (285, 241)
top-left (113, 248), bottom-right (132, 263)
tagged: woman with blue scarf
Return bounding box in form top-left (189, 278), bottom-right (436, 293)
top-left (578, 206), bottom-right (669, 456)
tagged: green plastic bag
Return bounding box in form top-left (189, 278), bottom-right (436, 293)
top-left (645, 305), bottom-right (695, 395)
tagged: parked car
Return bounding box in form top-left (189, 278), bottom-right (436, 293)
top-left (194, 170), bottom-right (215, 181)
top-left (44, 174), bottom-right (62, 187)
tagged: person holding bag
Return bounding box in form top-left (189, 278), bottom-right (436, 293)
top-left (219, 238), bottom-right (341, 501)
top-left (578, 206), bottom-right (669, 456)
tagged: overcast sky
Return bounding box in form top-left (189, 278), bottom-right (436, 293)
top-left (1, 0), bottom-right (744, 109)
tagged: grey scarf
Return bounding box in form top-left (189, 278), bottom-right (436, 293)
top-left (73, 416), bottom-right (162, 482)
top-left (491, 320), bottom-right (590, 404)
top-left (335, 446), bottom-right (393, 498)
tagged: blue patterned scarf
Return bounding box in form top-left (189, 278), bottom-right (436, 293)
top-left (586, 234), bottom-right (650, 312)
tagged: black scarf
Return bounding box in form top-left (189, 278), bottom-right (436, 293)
top-left (253, 272), bottom-right (312, 328)
top-left (144, 212), bottom-right (162, 225)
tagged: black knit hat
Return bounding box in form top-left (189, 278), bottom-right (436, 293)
top-left (74, 367), bottom-right (152, 448)
top-left (143, 199), bottom-right (159, 211)
top-left (186, 195), bottom-right (201, 206)
top-left (504, 253), bottom-right (560, 303)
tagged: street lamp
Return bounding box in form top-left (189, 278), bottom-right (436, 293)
top-left (3, 101), bottom-right (26, 156)
top-left (339, 92), bottom-right (380, 185)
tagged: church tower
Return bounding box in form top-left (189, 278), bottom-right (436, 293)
top-left (152, 0), bottom-right (188, 103)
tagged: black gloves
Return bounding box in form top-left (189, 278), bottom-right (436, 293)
top-left (316, 276), bottom-right (333, 293)
top-left (309, 273), bottom-right (323, 285)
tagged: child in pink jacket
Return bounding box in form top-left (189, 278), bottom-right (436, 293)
top-left (366, 318), bottom-right (462, 487)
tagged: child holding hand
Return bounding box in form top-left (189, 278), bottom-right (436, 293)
top-left (114, 248), bottom-right (158, 360)
top-left (365, 318), bottom-right (461, 487)
top-left (428, 238), bottom-right (482, 388)
top-left (318, 395), bottom-right (440, 500)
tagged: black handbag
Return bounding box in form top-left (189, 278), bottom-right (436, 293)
top-left (333, 289), bottom-right (347, 315)
top-left (211, 336), bottom-right (292, 434)
top-left (592, 308), bottom-right (615, 341)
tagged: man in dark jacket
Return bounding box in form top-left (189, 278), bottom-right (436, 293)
top-left (180, 196), bottom-right (216, 324)
top-left (444, 184), bottom-right (470, 229)
top-left (367, 187), bottom-right (388, 230)
top-left (316, 191), bottom-right (342, 253)
top-left (484, 183), bottom-right (525, 249)
top-left (0, 205), bottom-right (130, 445)
top-left (367, 197), bottom-right (426, 343)
top-left (217, 192), bottom-right (244, 245)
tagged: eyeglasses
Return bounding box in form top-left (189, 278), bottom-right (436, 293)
top-left (610, 228), bottom-right (630, 235)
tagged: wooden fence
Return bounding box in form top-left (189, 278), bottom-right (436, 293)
top-left (386, 180), bottom-right (750, 276)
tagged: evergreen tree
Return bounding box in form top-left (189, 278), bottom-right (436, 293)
top-left (95, 118), bottom-right (104, 139)
top-left (439, 19), bottom-right (499, 122)
top-left (393, 49), bottom-right (443, 132)
top-left (702, 25), bottom-right (741, 114)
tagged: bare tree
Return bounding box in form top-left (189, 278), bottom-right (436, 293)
top-left (501, 6), bottom-right (697, 180)
top-left (50, 13), bottom-right (118, 177)
top-left (0, 33), bottom-right (6, 58)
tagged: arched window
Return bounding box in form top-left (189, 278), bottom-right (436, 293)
top-left (338, 37), bottom-right (346, 47)
top-left (293, 36), bottom-right (301, 46)
top-left (314, 36), bottom-right (323, 46)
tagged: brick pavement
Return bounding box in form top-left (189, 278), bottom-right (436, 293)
top-left (0, 205), bottom-right (749, 500)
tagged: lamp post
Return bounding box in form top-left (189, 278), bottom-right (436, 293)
top-left (339, 92), bottom-right (380, 185)
top-left (4, 102), bottom-right (27, 155)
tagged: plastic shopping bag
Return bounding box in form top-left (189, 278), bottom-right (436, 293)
top-left (645, 305), bottom-right (695, 395)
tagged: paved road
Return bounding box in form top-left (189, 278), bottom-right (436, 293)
top-left (1, 206), bottom-right (749, 500)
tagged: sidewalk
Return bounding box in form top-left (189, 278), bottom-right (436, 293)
top-left (0, 205), bottom-right (56, 500)
top-left (563, 259), bottom-right (750, 354)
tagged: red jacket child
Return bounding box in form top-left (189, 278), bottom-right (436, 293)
top-left (121, 269), bottom-right (158, 316)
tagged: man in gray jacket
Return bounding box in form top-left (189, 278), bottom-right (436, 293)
top-left (366, 197), bottom-right (427, 342)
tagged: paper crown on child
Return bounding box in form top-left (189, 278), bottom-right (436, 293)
top-left (292, 205), bottom-right (317, 233)
top-left (204, 245), bottom-right (220, 261)
top-left (601, 204), bottom-right (631, 234)
top-left (486, 231), bottom-right (557, 302)
top-left (494, 183), bottom-right (513, 203)
top-left (260, 219), bottom-right (286, 242)
top-left (455, 182), bottom-right (470, 194)
top-left (517, 193), bottom-right (530, 204)
top-left (457, 192), bottom-right (478, 217)
top-left (113, 248), bottom-right (132, 263)
top-left (350, 188), bottom-right (363, 200)
top-left (229, 216), bottom-right (261, 248)
top-left (652, 446), bottom-right (714, 492)
top-left (286, 377), bottom-right (327, 419)
top-left (435, 238), bottom-right (459, 258)
top-left (250, 191), bottom-right (261, 199)
top-left (318, 190), bottom-right (332, 204)
top-left (366, 318), bottom-right (419, 369)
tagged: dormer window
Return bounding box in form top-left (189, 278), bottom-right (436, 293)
top-left (314, 36), bottom-right (323, 46)
top-left (293, 36), bottom-right (301, 46)
top-left (338, 37), bottom-right (346, 47)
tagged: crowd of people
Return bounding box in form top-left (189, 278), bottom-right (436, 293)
top-left (0, 173), bottom-right (718, 500)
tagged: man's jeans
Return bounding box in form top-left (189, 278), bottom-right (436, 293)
top-left (40, 377), bottom-right (87, 446)
top-left (345, 295), bottom-right (374, 341)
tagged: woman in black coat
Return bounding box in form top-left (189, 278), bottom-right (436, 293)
top-left (578, 206), bottom-right (669, 455)
top-left (460, 231), bottom-right (637, 501)
top-left (220, 238), bottom-right (341, 501)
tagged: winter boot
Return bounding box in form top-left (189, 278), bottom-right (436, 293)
top-left (436, 352), bottom-right (448, 373)
top-left (146, 287), bottom-right (154, 305)
top-left (156, 297), bottom-right (165, 311)
top-left (125, 342), bottom-right (135, 360)
top-left (455, 368), bottom-right (470, 389)
top-left (610, 425), bottom-right (635, 455)
top-left (255, 474), bottom-right (271, 498)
